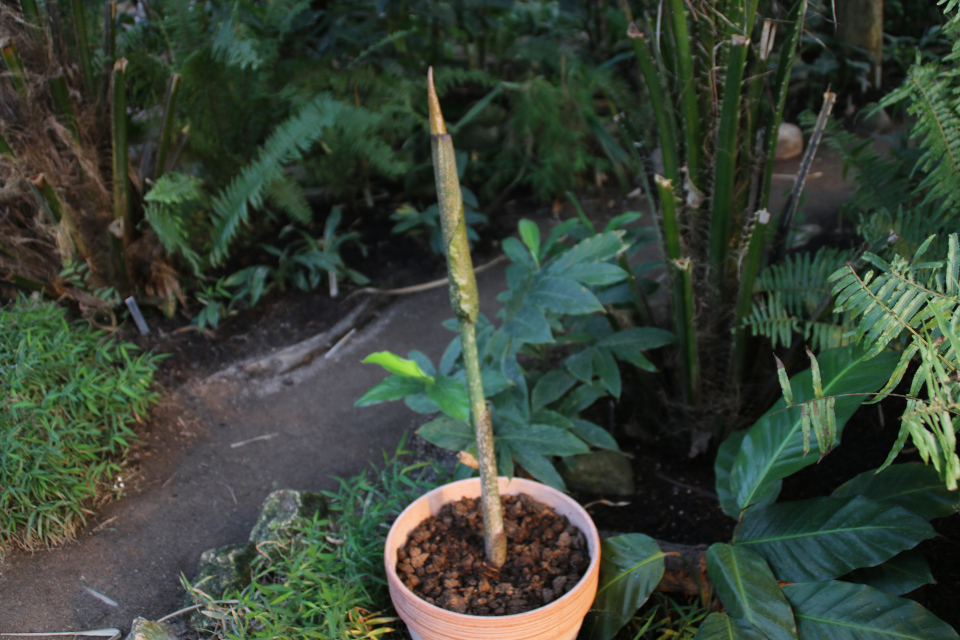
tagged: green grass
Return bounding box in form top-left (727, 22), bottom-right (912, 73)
top-left (191, 445), bottom-right (447, 639)
top-left (0, 297), bottom-right (162, 551)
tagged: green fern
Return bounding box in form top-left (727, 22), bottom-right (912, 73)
top-left (746, 247), bottom-right (856, 350)
top-left (266, 175), bottom-right (313, 226)
top-left (209, 93), bottom-right (344, 264)
top-left (143, 172), bottom-right (206, 275)
top-left (830, 234), bottom-right (960, 489)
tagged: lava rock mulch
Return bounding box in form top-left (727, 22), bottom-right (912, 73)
top-left (396, 494), bottom-right (590, 616)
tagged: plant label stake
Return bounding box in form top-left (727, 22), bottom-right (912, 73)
top-left (427, 68), bottom-right (506, 568)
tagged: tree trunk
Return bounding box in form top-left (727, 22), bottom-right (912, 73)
top-left (836, 0), bottom-right (884, 89)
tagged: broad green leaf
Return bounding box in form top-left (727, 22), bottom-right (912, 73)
top-left (844, 549), bottom-right (935, 595)
top-left (581, 534), bottom-right (666, 640)
top-left (613, 348), bottom-right (657, 372)
top-left (529, 409), bottom-right (573, 430)
top-left (716, 431), bottom-right (783, 518)
top-left (706, 543), bottom-right (798, 640)
top-left (497, 422), bottom-right (590, 457)
top-left (557, 382), bottom-right (605, 415)
top-left (426, 376), bottom-right (469, 422)
top-left (479, 369), bottom-right (514, 397)
top-left (353, 376), bottom-right (426, 407)
top-left (531, 371), bottom-right (577, 411)
top-left (694, 612), bottom-right (767, 640)
top-left (407, 350), bottom-right (437, 376)
top-left (736, 496), bottom-right (936, 582)
top-left (832, 463), bottom-right (959, 520)
top-left (783, 580), bottom-right (959, 639)
top-left (362, 352), bottom-right (434, 382)
top-left (730, 346), bottom-right (898, 513)
top-left (596, 327), bottom-right (677, 352)
top-left (563, 262), bottom-right (628, 287)
top-left (571, 418), bottom-right (620, 451)
top-left (502, 236), bottom-right (535, 270)
top-left (439, 336), bottom-right (462, 375)
top-left (518, 219), bottom-right (541, 266)
top-left (404, 392), bottom-right (440, 415)
top-left (502, 305), bottom-right (553, 344)
top-left (565, 348), bottom-right (595, 383)
top-left (417, 416), bottom-right (474, 452)
top-left (528, 276), bottom-right (604, 314)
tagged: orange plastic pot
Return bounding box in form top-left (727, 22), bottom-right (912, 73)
top-left (384, 476), bottom-right (601, 640)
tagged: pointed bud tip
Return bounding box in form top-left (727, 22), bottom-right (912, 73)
top-left (427, 67), bottom-right (446, 135)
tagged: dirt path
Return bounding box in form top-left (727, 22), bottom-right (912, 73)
top-left (0, 263), bottom-right (508, 637)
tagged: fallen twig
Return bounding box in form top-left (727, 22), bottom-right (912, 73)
top-left (81, 587), bottom-right (118, 607)
top-left (91, 516), bottom-right (118, 533)
top-left (349, 255), bottom-right (507, 297)
top-left (0, 631), bottom-right (120, 639)
top-left (324, 328), bottom-right (356, 360)
top-left (230, 433), bottom-right (278, 449)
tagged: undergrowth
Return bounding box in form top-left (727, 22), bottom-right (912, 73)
top-left (193, 446), bottom-right (447, 639)
top-left (0, 297), bottom-right (161, 551)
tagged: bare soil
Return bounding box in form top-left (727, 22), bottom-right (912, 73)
top-left (396, 494), bottom-right (590, 616)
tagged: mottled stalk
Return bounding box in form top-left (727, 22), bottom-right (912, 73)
top-left (111, 58), bottom-right (130, 288)
top-left (155, 73), bottom-right (182, 179)
top-left (731, 209), bottom-right (770, 380)
top-left (428, 68), bottom-right (506, 568)
top-left (666, 0), bottom-right (702, 185)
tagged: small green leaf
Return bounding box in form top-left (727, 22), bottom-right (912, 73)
top-left (354, 376), bottom-right (426, 407)
top-left (694, 613), bottom-right (766, 640)
top-left (362, 352), bottom-right (434, 382)
top-left (581, 534), bottom-right (666, 640)
top-left (563, 263), bottom-right (628, 287)
top-left (426, 376), bottom-right (469, 422)
top-left (502, 305), bottom-right (553, 344)
top-left (596, 327), bottom-right (676, 351)
top-left (518, 219), bottom-right (541, 266)
top-left (531, 371), bottom-right (577, 411)
top-left (784, 580), bottom-right (959, 640)
top-left (570, 419), bottom-right (620, 451)
top-left (593, 347), bottom-right (621, 398)
top-left (528, 276), bottom-right (604, 315)
top-left (775, 355), bottom-right (794, 406)
top-left (510, 444), bottom-right (566, 489)
top-left (565, 348), bottom-right (595, 382)
top-left (707, 543), bottom-right (798, 640)
top-left (497, 422), bottom-right (589, 457)
top-left (417, 416), bottom-right (474, 452)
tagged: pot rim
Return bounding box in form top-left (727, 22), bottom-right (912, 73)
top-left (384, 476), bottom-right (601, 621)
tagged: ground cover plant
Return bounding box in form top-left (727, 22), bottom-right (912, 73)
top-left (0, 297), bottom-right (161, 551)
top-left (184, 445), bottom-right (445, 639)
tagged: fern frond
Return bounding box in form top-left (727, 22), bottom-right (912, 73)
top-left (212, 16), bottom-right (263, 70)
top-left (209, 94), bottom-right (344, 264)
top-left (266, 175), bottom-right (313, 225)
top-left (144, 172), bottom-right (205, 205)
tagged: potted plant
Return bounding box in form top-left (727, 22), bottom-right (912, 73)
top-left (377, 70), bottom-right (602, 640)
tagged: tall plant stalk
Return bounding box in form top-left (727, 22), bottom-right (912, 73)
top-left (110, 58), bottom-right (130, 287)
top-left (428, 68), bottom-right (506, 568)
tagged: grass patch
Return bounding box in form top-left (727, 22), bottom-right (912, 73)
top-left (0, 297), bottom-right (162, 551)
top-left (189, 445), bottom-right (447, 639)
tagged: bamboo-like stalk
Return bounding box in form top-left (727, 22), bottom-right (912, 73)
top-left (19, 0), bottom-right (44, 43)
top-left (656, 175), bottom-right (699, 404)
top-left (1, 42), bottom-right (29, 98)
top-left (110, 58), bottom-right (130, 288)
top-left (428, 67), bottom-right (506, 569)
top-left (49, 72), bottom-right (80, 142)
top-left (731, 209), bottom-right (770, 380)
top-left (626, 23), bottom-right (680, 186)
top-left (666, 0), bottom-right (702, 186)
top-left (759, 0), bottom-right (806, 212)
top-left (69, 0), bottom-right (96, 99)
top-left (155, 73), bottom-right (182, 179)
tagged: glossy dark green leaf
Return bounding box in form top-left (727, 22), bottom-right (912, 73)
top-left (715, 430), bottom-right (779, 519)
top-left (529, 409), bottom-right (573, 430)
top-left (510, 445), bottom-right (565, 489)
top-left (502, 304), bottom-right (553, 344)
top-left (832, 463), bottom-right (959, 520)
top-left (581, 534), bottom-right (666, 640)
top-left (547, 231), bottom-right (624, 274)
top-left (404, 392), bottom-right (439, 415)
top-left (730, 346), bottom-right (899, 513)
top-left (353, 376), bottom-right (425, 407)
top-left (843, 549), bottom-right (934, 595)
top-left (706, 543), bottom-right (798, 640)
top-left (737, 496), bottom-right (936, 582)
top-left (425, 376), bottom-right (470, 422)
top-left (784, 580), bottom-right (959, 639)
top-left (694, 613), bottom-right (766, 640)
top-left (528, 276), bottom-right (604, 314)
top-left (596, 327), bottom-right (677, 351)
top-left (531, 370), bottom-right (577, 411)
top-left (479, 369), bottom-right (513, 397)
top-left (497, 422), bottom-right (589, 457)
top-left (417, 416), bottom-right (473, 452)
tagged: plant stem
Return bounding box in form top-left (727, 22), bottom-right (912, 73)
top-left (49, 72), bottom-right (80, 143)
top-left (155, 73), bottom-right (182, 179)
top-left (1, 42), bottom-right (29, 99)
top-left (70, 0), bottom-right (96, 100)
top-left (666, 0), bottom-right (702, 185)
top-left (428, 67), bottom-right (505, 568)
top-left (111, 58), bottom-right (130, 289)
top-left (731, 209), bottom-right (770, 380)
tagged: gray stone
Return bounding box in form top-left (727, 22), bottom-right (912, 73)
top-left (249, 489), bottom-right (327, 546)
top-left (559, 451), bottom-right (635, 495)
top-left (183, 542), bottom-right (255, 631)
top-left (125, 617), bottom-right (177, 640)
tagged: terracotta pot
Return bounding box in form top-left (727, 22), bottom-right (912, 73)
top-left (384, 477), bottom-right (601, 640)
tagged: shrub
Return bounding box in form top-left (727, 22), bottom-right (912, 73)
top-left (0, 298), bottom-right (161, 551)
